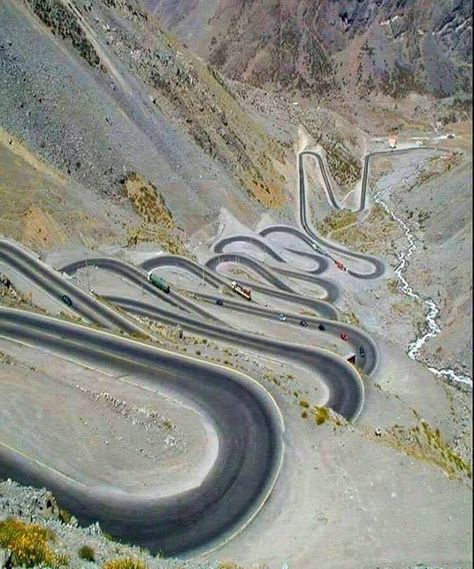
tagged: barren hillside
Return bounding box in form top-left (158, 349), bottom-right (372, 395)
top-left (0, 0), bottom-right (291, 242)
top-left (147, 0), bottom-right (472, 99)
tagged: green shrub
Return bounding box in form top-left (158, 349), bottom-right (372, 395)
top-left (78, 545), bottom-right (95, 562)
top-left (58, 506), bottom-right (73, 524)
top-left (314, 406), bottom-right (330, 425)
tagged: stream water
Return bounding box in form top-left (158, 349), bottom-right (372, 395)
top-left (373, 190), bottom-right (472, 389)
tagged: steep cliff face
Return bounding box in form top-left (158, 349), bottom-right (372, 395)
top-left (147, 0), bottom-right (472, 98)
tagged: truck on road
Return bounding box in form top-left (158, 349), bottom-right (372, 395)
top-left (231, 280), bottom-right (251, 301)
top-left (148, 273), bottom-right (170, 294)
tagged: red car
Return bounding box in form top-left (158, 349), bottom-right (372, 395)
top-left (340, 333), bottom-right (348, 341)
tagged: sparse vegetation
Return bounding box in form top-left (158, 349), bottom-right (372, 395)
top-left (78, 544), bottom-right (95, 562)
top-left (328, 203), bottom-right (399, 254)
top-left (325, 147), bottom-right (361, 192)
top-left (26, 0), bottom-right (101, 68)
top-left (122, 173), bottom-right (191, 257)
top-left (382, 418), bottom-right (472, 481)
top-left (313, 406), bottom-right (330, 425)
top-left (0, 518), bottom-right (69, 568)
top-left (102, 558), bottom-right (148, 569)
top-left (218, 561), bottom-right (244, 569)
top-left (58, 506), bottom-right (73, 525)
top-left (317, 210), bottom-right (358, 236)
top-left (342, 310), bottom-right (360, 326)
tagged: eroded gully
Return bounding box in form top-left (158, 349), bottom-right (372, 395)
top-left (372, 181), bottom-right (472, 389)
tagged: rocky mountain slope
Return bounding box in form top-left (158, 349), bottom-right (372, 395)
top-left (0, 0), bottom-right (290, 244)
top-left (147, 0), bottom-right (472, 99)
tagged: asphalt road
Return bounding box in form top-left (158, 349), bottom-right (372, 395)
top-left (0, 240), bottom-right (369, 556)
top-left (140, 253), bottom-right (339, 320)
top-left (0, 144), bottom-right (445, 556)
top-left (212, 234), bottom-right (330, 275)
top-left (0, 306), bottom-right (284, 556)
top-left (290, 147), bottom-right (449, 278)
top-left (205, 252), bottom-right (340, 303)
top-left (118, 289), bottom-right (378, 375)
top-left (0, 240), bottom-right (145, 335)
top-left (60, 257), bottom-right (221, 323)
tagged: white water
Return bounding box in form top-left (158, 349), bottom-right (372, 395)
top-left (373, 189), bottom-right (472, 389)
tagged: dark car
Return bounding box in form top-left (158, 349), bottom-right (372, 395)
top-left (299, 320), bottom-right (308, 327)
top-left (61, 294), bottom-right (73, 307)
top-left (359, 346), bottom-right (365, 358)
top-left (318, 323), bottom-right (326, 331)
top-left (216, 298), bottom-right (224, 306)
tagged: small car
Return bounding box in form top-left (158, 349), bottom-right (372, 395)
top-left (318, 323), bottom-right (326, 331)
top-left (215, 298), bottom-right (224, 306)
top-left (359, 346), bottom-right (365, 358)
top-left (340, 332), bottom-right (348, 341)
top-left (278, 314), bottom-right (287, 322)
top-left (61, 294), bottom-right (73, 307)
top-left (299, 320), bottom-right (308, 327)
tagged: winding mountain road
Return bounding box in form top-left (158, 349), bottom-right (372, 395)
top-left (205, 252), bottom-right (340, 303)
top-left (0, 306), bottom-right (284, 556)
top-left (0, 143), bottom-right (451, 557)
top-left (140, 254), bottom-right (338, 318)
top-left (291, 147), bottom-right (447, 278)
top-left (0, 238), bottom-right (368, 556)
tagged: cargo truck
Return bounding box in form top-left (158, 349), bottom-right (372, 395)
top-left (148, 273), bottom-right (170, 294)
top-left (231, 280), bottom-right (251, 301)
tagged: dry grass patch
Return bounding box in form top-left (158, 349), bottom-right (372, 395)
top-left (103, 558), bottom-right (148, 569)
top-left (382, 419), bottom-right (472, 481)
top-left (218, 562), bottom-right (244, 569)
top-left (317, 209), bottom-right (358, 236)
top-left (122, 173), bottom-right (190, 257)
top-left (78, 544), bottom-right (95, 561)
top-left (313, 406), bottom-right (330, 425)
top-left (329, 204), bottom-right (399, 254)
top-left (0, 518), bottom-right (68, 568)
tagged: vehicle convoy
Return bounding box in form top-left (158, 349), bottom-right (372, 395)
top-left (148, 273), bottom-right (170, 294)
top-left (231, 280), bottom-right (252, 301)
